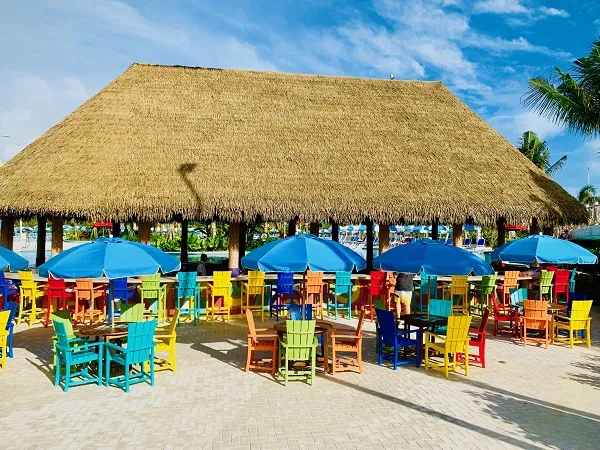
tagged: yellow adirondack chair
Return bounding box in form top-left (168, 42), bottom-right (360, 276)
top-left (425, 315), bottom-right (472, 377)
top-left (153, 308), bottom-right (180, 372)
top-left (448, 276), bottom-right (469, 315)
top-left (0, 310), bottom-right (10, 369)
top-left (553, 300), bottom-right (592, 348)
top-left (17, 271), bottom-right (46, 326)
top-left (207, 271), bottom-right (232, 324)
top-left (241, 271), bottom-right (267, 322)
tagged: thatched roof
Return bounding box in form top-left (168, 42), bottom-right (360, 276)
top-left (0, 63), bottom-right (588, 225)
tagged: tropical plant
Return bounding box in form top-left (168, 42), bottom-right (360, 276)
top-left (525, 40), bottom-right (600, 137)
top-left (516, 131), bottom-right (567, 175)
top-left (577, 184), bottom-right (597, 206)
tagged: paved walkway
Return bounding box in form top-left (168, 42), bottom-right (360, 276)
top-left (1, 308), bottom-right (600, 450)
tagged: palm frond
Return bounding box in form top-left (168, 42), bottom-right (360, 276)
top-left (545, 155), bottom-right (567, 176)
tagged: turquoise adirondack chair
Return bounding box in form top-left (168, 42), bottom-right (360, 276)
top-left (428, 299), bottom-right (452, 335)
top-left (569, 269), bottom-right (577, 293)
top-left (52, 319), bottom-right (103, 392)
top-left (328, 271), bottom-right (353, 319)
top-left (279, 320), bottom-right (318, 386)
top-left (120, 303), bottom-right (144, 322)
top-left (105, 320), bottom-right (157, 392)
top-left (416, 273), bottom-right (438, 313)
top-left (176, 271), bottom-right (201, 325)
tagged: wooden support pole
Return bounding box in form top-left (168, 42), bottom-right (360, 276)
top-left (379, 224), bottom-right (390, 254)
top-left (228, 222), bottom-right (240, 275)
top-left (431, 218), bottom-right (439, 241)
top-left (287, 219), bottom-right (297, 237)
top-left (112, 222), bottom-right (121, 238)
top-left (0, 216), bottom-right (15, 250)
top-left (530, 217), bottom-right (540, 235)
top-left (366, 219), bottom-right (374, 270)
top-left (331, 222), bottom-right (339, 242)
top-left (452, 223), bottom-right (463, 247)
top-left (542, 225), bottom-right (554, 236)
top-left (138, 222), bottom-right (151, 244)
top-left (36, 217), bottom-right (47, 266)
top-left (51, 216), bottom-right (64, 257)
top-left (180, 219), bottom-right (189, 264)
top-left (497, 217), bottom-right (506, 247)
top-left (310, 222), bottom-right (320, 236)
top-left (239, 222), bottom-right (247, 268)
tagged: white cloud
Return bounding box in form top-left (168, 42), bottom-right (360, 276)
top-left (538, 7), bottom-right (570, 18)
top-left (488, 110), bottom-right (565, 144)
top-left (474, 0), bottom-right (529, 14)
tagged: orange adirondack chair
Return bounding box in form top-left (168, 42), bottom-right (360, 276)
top-left (330, 310), bottom-right (365, 374)
top-left (520, 300), bottom-right (551, 349)
top-left (304, 271), bottom-right (325, 319)
top-left (498, 271), bottom-right (519, 305)
top-left (73, 279), bottom-right (106, 324)
top-left (245, 309), bottom-right (278, 374)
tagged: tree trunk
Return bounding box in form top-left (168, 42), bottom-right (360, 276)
top-left (112, 222), bottom-right (121, 238)
top-left (0, 216), bottom-right (15, 250)
top-left (51, 217), bottom-right (64, 256)
top-left (228, 222), bottom-right (240, 274)
top-left (366, 219), bottom-right (374, 270)
top-left (36, 217), bottom-right (47, 266)
top-left (452, 223), bottom-right (463, 247)
top-left (530, 217), bottom-right (540, 235)
top-left (431, 218), bottom-right (439, 240)
top-left (310, 222), bottom-right (320, 236)
top-left (379, 224), bottom-right (390, 254)
top-left (239, 222), bottom-right (247, 268)
top-left (497, 217), bottom-right (506, 247)
top-left (138, 222), bottom-right (151, 244)
top-left (181, 219), bottom-right (189, 264)
top-left (331, 222), bottom-right (339, 242)
top-left (211, 221), bottom-right (217, 238)
top-left (287, 219), bottom-right (297, 237)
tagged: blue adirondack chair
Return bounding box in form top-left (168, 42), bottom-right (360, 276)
top-left (0, 272), bottom-right (18, 310)
top-left (428, 299), bottom-right (452, 334)
top-left (105, 320), bottom-right (157, 392)
top-left (270, 272), bottom-right (295, 321)
top-left (375, 308), bottom-right (421, 369)
top-left (107, 277), bottom-right (137, 321)
top-left (416, 273), bottom-right (438, 313)
top-left (328, 271), bottom-right (353, 319)
top-left (3, 301), bottom-right (17, 358)
top-left (176, 271), bottom-right (201, 325)
top-left (52, 319), bottom-right (103, 392)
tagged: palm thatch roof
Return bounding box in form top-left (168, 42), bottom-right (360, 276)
top-left (0, 63), bottom-right (588, 225)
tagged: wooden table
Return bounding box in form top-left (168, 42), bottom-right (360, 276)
top-left (78, 323), bottom-right (128, 341)
top-left (273, 320), bottom-right (333, 373)
top-left (516, 302), bottom-right (567, 313)
top-left (400, 314), bottom-right (449, 363)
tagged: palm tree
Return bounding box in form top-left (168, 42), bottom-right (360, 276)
top-left (516, 131), bottom-right (567, 175)
top-left (525, 40), bottom-right (600, 137)
top-left (577, 184), bottom-right (597, 205)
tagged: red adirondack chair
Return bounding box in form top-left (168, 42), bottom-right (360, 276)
top-left (367, 271), bottom-right (388, 321)
top-left (553, 269), bottom-right (570, 305)
top-left (490, 292), bottom-right (519, 337)
top-left (457, 309), bottom-right (490, 368)
top-left (45, 277), bottom-right (75, 327)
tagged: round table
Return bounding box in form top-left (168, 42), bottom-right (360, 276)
top-left (78, 323), bottom-right (128, 341)
top-left (273, 320), bottom-right (333, 373)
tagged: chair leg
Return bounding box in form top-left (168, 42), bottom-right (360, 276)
top-left (245, 340), bottom-right (252, 373)
top-left (480, 343), bottom-right (486, 369)
top-left (170, 341), bottom-right (176, 372)
top-left (53, 354), bottom-right (61, 386)
top-left (97, 351), bottom-right (103, 386)
top-left (464, 347), bottom-right (469, 376)
top-left (310, 348), bottom-right (316, 385)
top-left (587, 323), bottom-right (591, 348)
top-left (424, 342), bottom-right (429, 370)
top-left (444, 353), bottom-right (449, 378)
top-left (64, 362), bottom-right (71, 392)
top-left (569, 328), bottom-right (574, 349)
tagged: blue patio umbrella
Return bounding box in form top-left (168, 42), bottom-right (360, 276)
top-left (0, 247), bottom-right (29, 271)
top-left (241, 234), bottom-right (366, 272)
top-left (490, 235), bottom-right (597, 265)
top-left (373, 240), bottom-right (494, 276)
top-left (39, 238), bottom-right (181, 279)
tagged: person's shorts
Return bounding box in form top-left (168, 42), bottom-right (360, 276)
top-left (394, 290), bottom-right (412, 305)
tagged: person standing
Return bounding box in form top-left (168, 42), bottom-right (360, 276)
top-left (394, 272), bottom-right (414, 317)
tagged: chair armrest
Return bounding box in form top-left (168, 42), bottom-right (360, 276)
top-left (553, 314), bottom-right (570, 321)
top-left (252, 333), bottom-right (279, 339)
top-left (331, 333), bottom-right (359, 340)
top-left (331, 328), bottom-right (356, 335)
top-left (255, 327), bottom-right (275, 332)
top-left (105, 341), bottom-right (126, 352)
top-left (424, 331), bottom-right (445, 341)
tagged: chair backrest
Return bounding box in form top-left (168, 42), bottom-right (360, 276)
top-left (168, 309), bottom-right (180, 335)
top-left (285, 320), bottom-right (316, 360)
top-left (569, 300), bottom-right (593, 329)
top-left (334, 271), bottom-right (352, 296)
top-left (246, 308), bottom-right (257, 340)
top-left (463, 238), bottom-right (472, 246)
top-left (444, 315), bottom-right (472, 352)
top-left (247, 270), bottom-right (265, 287)
top-left (306, 271), bottom-right (324, 295)
top-left (20, 280), bottom-right (40, 294)
top-left (120, 303), bottom-right (144, 322)
top-left (554, 269), bottom-right (571, 287)
top-left (76, 278), bottom-right (94, 291)
top-left (110, 277), bottom-right (132, 301)
top-left (502, 271), bottom-right (519, 289)
top-left (478, 309), bottom-right (490, 336)
top-left (48, 276), bottom-right (66, 291)
top-left (428, 299), bottom-right (452, 318)
top-left (369, 271), bottom-right (386, 295)
top-left (5, 301), bottom-right (18, 329)
top-left (177, 271), bottom-right (198, 290)
top-left (451, 275), bottom-right (468, 291)
top-left (509, 287), bottom-right (528, 305)
top-left (539, 270), bottom-right (554, 291)
top-left (523, 300), bottom-right (549, 329)
top-left (141, 273), bottom-right (161, 290)
top-left (276, 272), bottom-right (295, 295)
top-left (52, 319), bottom-right (72, 350)
top-left (375, 308), bottom-right (398, 346)
top-left (51, 310), bottom-right (75, 339)
top-left (476, 238), bottom-right (485, 247)
top-left (355, 310), bottom-right (366, 335)
top-left (111, 277), bottom-right (129, 291)
top-left (18, 271), bottom-right (34, 282)
top-left (421, 273), bottom-right (438, 297)
top-left (289, 303), bottom-right (302, 320)
top-left (126, 320), bottom-right (157, 364)
top-left (0, 310), bottom-right (10, 334)
top-left (567, 292), bottom-right (587, 316)
top-left (213, 271), bottom-right (232, 287)
top-left (481, 273), bottom-right (497, 295)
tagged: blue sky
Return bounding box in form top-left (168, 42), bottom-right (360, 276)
top-left (1, 0), bottom-right (599, 196)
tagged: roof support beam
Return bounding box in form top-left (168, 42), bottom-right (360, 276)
top-left (530, 217), bottom-right (540, 235)
top-left (379, 224), bottom-right (390, 254)
top-left (452, 223), bottom-right (463, 247)
top-left (366, 219), bottom-right (373, 270)
top-left (112, 222), bottom-right (121, 238)
top-left (180, 219), bottom-right (189, 264)
top-left (51, 216), bottom-right (63, 256)
top-left (0, 216), bottom-right (14, 250)
top-left (239, 222), bottom-right (247, 268)
top-left (331, 221), bottom-right (339, 242)
top-left (138, 222), bottom-right (151, 244)
top-left (36, 216), bottom-right (47, 266)
top-left (497, 217), bottom-right (506, 247)
top-left (431, 218), bottom-right (439, 241)
top-left (310, 222), bottom-right (320, 236)
top-left (287, 218), bottom-right (297, 237)
top-left (228, 221), bottom-right (240, 276)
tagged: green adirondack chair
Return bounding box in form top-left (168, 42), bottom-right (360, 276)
top-left (52, 319), bottom-right (103, 392)
top-left (105, 320), bottom-right (157, 392)
top-left (538, 270), bottom-right (554, 301)
top-left (120, 303), bottom-right (144, 322)
top-left (138, 274), bottom-right (167, 322)
top-left (51, 310), bottom-right (82, 372)
top-left (279, 320), bottom-right (318, 386)
top-left (472, 273), bottom-right (497, 316)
